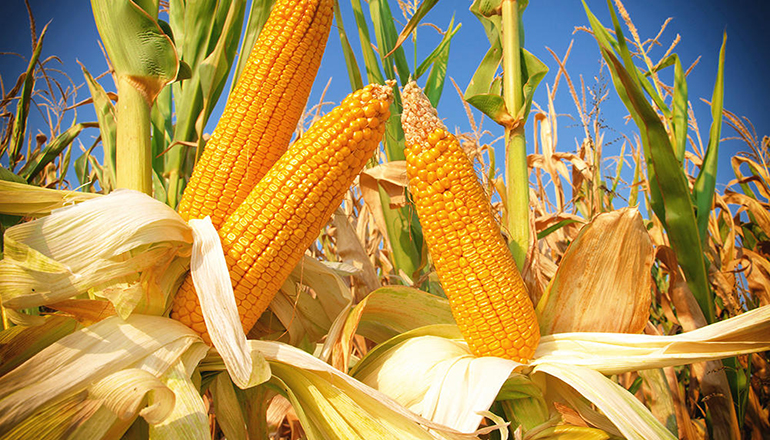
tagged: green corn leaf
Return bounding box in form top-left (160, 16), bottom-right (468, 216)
top-left (536, 218), bottom-right (582, 240)
top-left (19, 122), bottom-right (98, 183)
top-left (462, 33), bottom-right (546, 126)
top-left (469, 0), bottom-right (502, 44)
top-left (670, 55), bottom-right (688, 163)
top-left (693, 33), bottom-right (726, 247)
top-left (81, 65), bottom-right (117, 188)
top-left (369, 0), bottom-right (411, 85)
top-left (0, 166), bottom-right (29, 186)
top-left (583, 0), bottom-right (714, 322)
top-left (9, 24), bottom-right (48, 167)
top-left (350, 0), bottom-right (385, 85)
top-left (464, 38), bottom-right (502, 102)
top-left (386, 0), bottom-right (440, 58)
top-left (196, 0), bottom-right (245, 126)
top-left (423, 20), bottom-right (458, 107)
top-left (722, 355), bottom-right (750, 427)
top-left (211, 373), bottom-right (249, 440)
top-left (232, 0), bottom-right (274, 90)
top-left (518, 48), bottom-right (548, 121)
top-left (166, 0), bottom-right (245, 206)
top-left (414, 16), bottom-right (458, 80)
top-left (150, 85), bottom-right (173, 179)
top-left (334, 0), bottom-right (364, 91)
top-left (346, 0), bottom-right (423, 281)
top-left (91, 0), bottom-right (179, 102)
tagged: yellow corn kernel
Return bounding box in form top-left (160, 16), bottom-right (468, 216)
top-left (400, 81), bottom-right (539, 363)
top-left (170, 83), bottom-right (394, 343)
top-left (177, 0), bottom-right (334, 228)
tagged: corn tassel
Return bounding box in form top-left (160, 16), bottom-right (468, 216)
top-left (171, 83), bottom-right (394, 342)
top-left (176, 0), bottom-right (334, 228)
top-left (400, 82), bottom-right (539, 363)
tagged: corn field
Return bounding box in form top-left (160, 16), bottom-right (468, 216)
top-left (0, 0), bottom-right (768, 439)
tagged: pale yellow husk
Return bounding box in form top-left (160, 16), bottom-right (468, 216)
top-left (0, 189), bottom-right (192, 316)
top-left (0, 314), bottom-right (206, 436)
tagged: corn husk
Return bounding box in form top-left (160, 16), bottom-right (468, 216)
top-left (536, 208), bottom-right (653, 334)
top-left (352, 326), bottom-right (517, 434)
top-left (0, 189), bottom-right (192, 316)
top-left (348, 300), bottom-right (770, 438)
top-left (0, 180), bottom-right (100, 217)
top-left (533, 305), bottom-right (770, 375)
top-left (186, 217), bottom-right (270, 389)
top-left (0, 314), bottom-right (207, 436)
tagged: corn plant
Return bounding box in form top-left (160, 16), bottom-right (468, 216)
top-left (1, 0), bottom-right (770, 439)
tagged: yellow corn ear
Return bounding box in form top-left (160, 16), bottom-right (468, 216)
top-left (400, 82), bottom-right (539, 363)
top-left (171, 83), bottom-right (394, 343)
top-left (176, 0), bottom-right (334, 228)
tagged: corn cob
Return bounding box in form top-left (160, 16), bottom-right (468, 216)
top-left (176, 0), bottom-right (334, 229)
top-left (171, 83), bottom-right (394, 343)
top-left (400, 82), bottom-right (539, 363)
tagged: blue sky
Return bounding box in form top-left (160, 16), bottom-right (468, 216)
top-left (1, 0), bottom-right (768, 195)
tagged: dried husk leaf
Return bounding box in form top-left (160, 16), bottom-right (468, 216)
top-left (88, 368), bottom-right (175, 424)
top-left (0, 190), bottom-right (192, 313)
top-left (360, 161), bottom-right (408, 209)
top-left (0, 180), bottom-right (100, 217)
top-left (148, 359), bottom-right (210, 439)
top-left (353, 333), bottom-right (517, 434)
top-left (0, 314), bottom-right (78, 377)
top-left (532, 305), bottom-right (770, 375)
top-left (536, 207), bottom-right (653, 334)
top-left (187, 217), bottom-right (270, 389)
top-left (250, 339), bottom-right (478, 439)
top-left (332, 209), bottom-right (381, 298)
top-left (0, 314), bottom-right (204, 435)
top-left (533, 364), bottom-right (676, 440)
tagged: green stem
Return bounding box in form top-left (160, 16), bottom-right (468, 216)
top-left (502, 0), bottom-right (529, 270)
top-left (116, 76), bottom-right (153, 194)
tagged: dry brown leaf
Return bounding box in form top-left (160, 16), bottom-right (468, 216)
top-left (359, 161), bottom-right (408, 209)
top-left (46, 299), bottom-right (116, 326)
top-left (536, 208), bottom-right (653, 335)
top-left (332, 210), bottom-right (381, 300)
top-left (662, 254), bottom-right (741, 440)
top-left (744, 249), bottom-right (770, 307)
